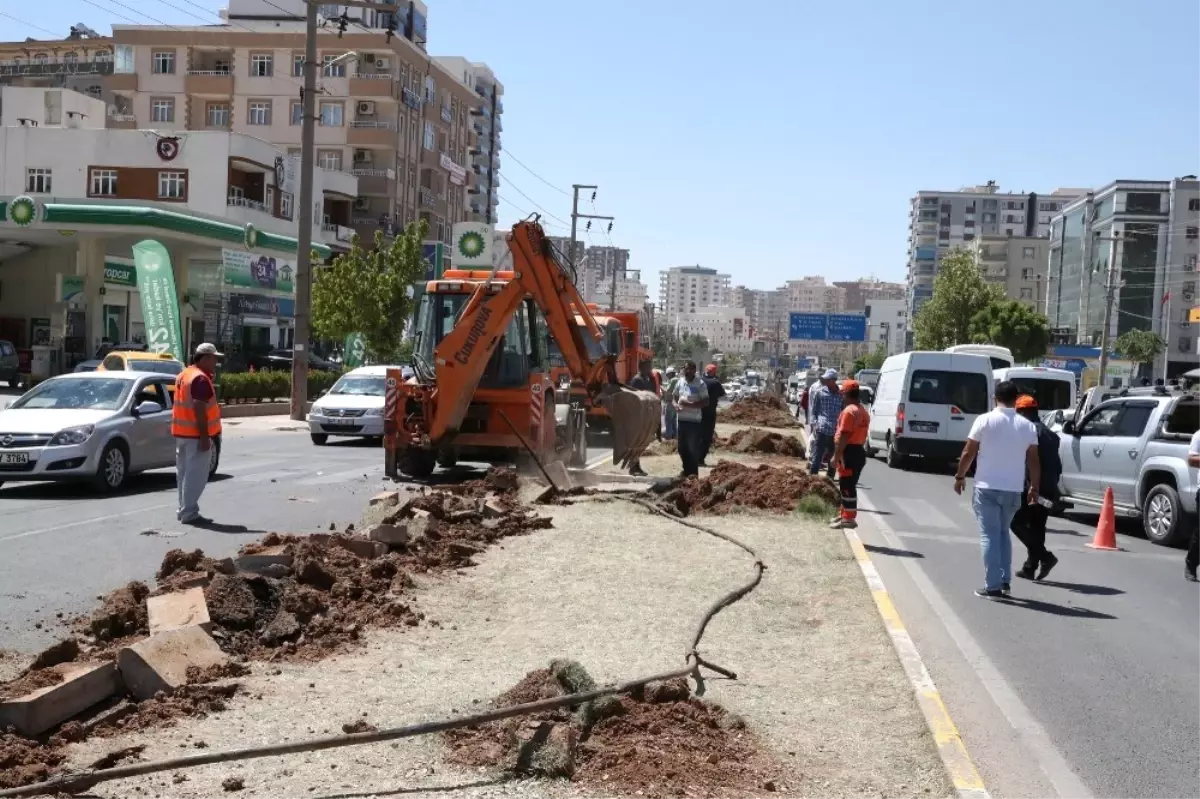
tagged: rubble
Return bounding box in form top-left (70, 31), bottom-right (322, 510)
top-left (659, 461), bottom-right (839, 516)
top-left (118, 626), bottom-right (230, 701)
top-left (444, 662), bottom-right (777, 797)
top-left (147, 587), bottom-right (212, 635)
top-left (717, 394), bottom-right (798, 428)
top-left (0, 662), bottom-right (121, 736)
top-left (721, 427), bottom-right (806, 458)
top-left (0, 731), bottom-right (67, 790)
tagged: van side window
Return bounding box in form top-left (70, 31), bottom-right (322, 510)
top-left (908, 370), bottom-right (989, 414)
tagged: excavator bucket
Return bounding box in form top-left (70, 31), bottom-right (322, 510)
top-left (603, 386), bottom-right (662, 468)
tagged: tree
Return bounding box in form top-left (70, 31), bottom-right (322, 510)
top-left (312, 220), bottom-right (428, 364)
top-left (912, 248), bottom-right (1003, 350)
top-left (969, 300), bottom-right (1051, 364)
top-left (1113, 329), bottom-right (1165, 377)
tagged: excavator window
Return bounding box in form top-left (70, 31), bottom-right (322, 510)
top-left (604, 320), bottom-right (622, 356)
top-left (414, 291), bottom-right (537, 389)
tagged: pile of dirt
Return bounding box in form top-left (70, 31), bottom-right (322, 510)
top-left (445, 662), bottom-right (778, 797)
top-left (0, 732), bottom-right (67, 789)
top-left (659, 461), bottom-right (839, 517)
top-left (642, 439), bottom-right (678, 456)
top-left (720, 428), bottom-right (806, 458)
top-left (717, 394), bottom-right (798, 428)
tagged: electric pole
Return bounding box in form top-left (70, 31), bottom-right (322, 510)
top-left (567, 184), bottom-right (613, 302)
top-left (1095, 232), bottom-right (1125, 390)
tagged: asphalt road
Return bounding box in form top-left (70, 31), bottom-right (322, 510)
top-left (853, 455), bottom-right (1199, 799)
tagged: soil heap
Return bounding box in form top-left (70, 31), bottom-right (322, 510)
top-left (659, 461), bottom-right (839, 516)
top-left (721, 428), bottom-right (806, 458)
top-left (717, 394), bottom-right (798, 428)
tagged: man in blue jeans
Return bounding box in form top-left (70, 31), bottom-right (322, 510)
top-left (807, 369), bottom-right (842, 478)
top-left (953, 380), bottom-right (1041, 599)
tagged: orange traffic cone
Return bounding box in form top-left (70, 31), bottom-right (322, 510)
top-left (1086, 486), bottom-right (1122, 551)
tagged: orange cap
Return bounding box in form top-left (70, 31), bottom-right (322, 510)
top-left (1015, 394), bottom-right (1038, 409)
top-left (705, 364), bottom-right (718, 375)
top-left (841, 379), bottom-right (860, 392)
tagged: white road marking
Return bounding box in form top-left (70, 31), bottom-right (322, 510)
top-left (893, 529), bottom-right (1180, 562)
top-left (293, 465), bottom-right (383, 486)
top-left (859, 491), bottom-right (1094, 799)
top-left (0, 503), bottom-right (176, 544)
top-left (894, 497), bottom-right (960, 530)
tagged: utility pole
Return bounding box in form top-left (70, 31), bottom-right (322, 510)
top-left (289, 0), bottom-right (320, 421)
top-left (1095, 232), bottom-right (1125, 390)
top-left (567, 184), bottom-right (613, 300)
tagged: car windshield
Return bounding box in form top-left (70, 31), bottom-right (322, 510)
top-left (128, 359), bottom-right (183, 375)
top-left (329, 375), bottom-right (386, 396)
top-left (11, 378), bottom-right (132, 410)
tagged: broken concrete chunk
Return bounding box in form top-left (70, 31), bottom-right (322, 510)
top-left (482, 497), bottom-right (505, 519)
top-left (365, 523), bottom-right (409, 547)
top-left (369, 491), bottom-right (399, 507)
top-left (0, 662), bottom-right (121, 737)
top-left (147, 587), bottom-right (212, 636)
top-left (234, 546), bottom-right (293, 574)
top-left (117, 626), bottom-right (229, 701)
top-left (334, 536), bottom-right (387, 560)
top-left (261, 610), bottom-right (301, 646)
top-left (29, 638), bottom-right (80, 671)
top-left (542, 461), bottom-right (572, 491)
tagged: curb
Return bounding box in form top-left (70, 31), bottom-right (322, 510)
top-left (222, 401), bottom-right (313, 418)
top-left (842, 524), bottom-right (990, 799)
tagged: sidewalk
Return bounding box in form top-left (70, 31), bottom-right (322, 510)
top-left (220, 414), bottom-right (309, 435)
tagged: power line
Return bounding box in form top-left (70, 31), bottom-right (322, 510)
top-left (84, 0), bottom-right (173, 26)
top-left (503, 150), bottom-right (570, 196)
top-left (149, 0), bottom-right (228, 26)
top-left (500, 174), bottom-right (570, 227)
top-left (0, 11), bottom-right (60, 37)
top-left (77, 0), bottom-right (145, 26)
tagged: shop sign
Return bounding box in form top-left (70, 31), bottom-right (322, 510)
top-left (131, 239), bottom-right (185, 361)
top-left (229, 293), bottom-right (296, 318)
top-left (103, 260), bottom-right (137, 287)
top-left (56, 274), bottom-right (86, 303)
top-left (221, 249), bottom-right (295, 294)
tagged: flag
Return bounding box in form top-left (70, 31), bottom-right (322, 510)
top-left (1161, 291), bottom-right (1171, 305)
top-left (131, 240), bottom-right (184, 361)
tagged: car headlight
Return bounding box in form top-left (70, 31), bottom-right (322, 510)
top-left (48, 425), bottom-right (95, 446)
top-left (363, 407), bottom-right (383, 416)
top-left (309, 406), bottom-right (325, 418)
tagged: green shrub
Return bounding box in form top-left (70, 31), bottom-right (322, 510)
top-left (217, 368), bottom-right (342, 403)
top-left (796, 494), bottom-right (836, 520)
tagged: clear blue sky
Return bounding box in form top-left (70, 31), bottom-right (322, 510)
top-left (3, 0), bottom-right (1197, 293)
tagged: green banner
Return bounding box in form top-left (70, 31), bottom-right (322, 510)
top-left (222, 248), bottom-right (295, 295)
top-left (343, 333), bottom-right (366, 368)
top-left (131, 240), bottom-right (185, 361)
top-left (103, 261), bottom-right (137, 287)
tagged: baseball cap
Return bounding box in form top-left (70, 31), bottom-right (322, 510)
top-left (705, 364), bottom-right (718, 375)
top-left (194, 342), bottom-right (224, 357)
top-left (841, 379), bottom-right (860, 392)
top-left (1015, 394), bottom-right (1038, 410)
top-left (822, 368), bottom-right (838, 380)
top-left (665, 367), bottom-right (676, 375)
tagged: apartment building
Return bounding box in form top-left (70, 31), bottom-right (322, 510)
top-left (834, 278), bottom-right (905, 312)
top-left (0, 25), bottom-right (118, 108)
top-left (971, 235), bottom-right (1052, 310)
top-left (584, 245), bottom-right (629, 280)
top-left (907, 182), bottom-right (1087, 315)
top-left (545, 236), bottom-right (585, 269)
top-left (658, 265), bottom-right (732, 323)
top-left (591, 272), bottom-right (649, 313)
top-left (733, 285), bottom-right (789, 338)
top-left (675, 306), bottom-right (750, 355)
top-left (784, 276), bottom-right (845, 314)
top-left (433, 56), bottom-right (501, 224)
top-left (864, 298), bottom-right (907, 356)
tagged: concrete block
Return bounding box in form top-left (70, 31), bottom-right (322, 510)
top-left (482, 496), bottom-right (506, 519)
top-left (117, 626), bottom-right (228, 701)
top-left (366, 523), bottom-right (409, 547)
top-left (234, 545), bottom-right (292, 574)
top-left (542, 461), bottom-right (572, 491)
top-left (147, 587), bottom-right (212, 636)
top-left (369, 491), bottom-right (400, 507)
top-left (335, 536), bottom-right (387, 559)
top-left (0, 662), bottom-right (121, 737)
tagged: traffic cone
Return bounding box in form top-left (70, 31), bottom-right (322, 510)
top-left (1086, 486), bottom-right (1122, 551)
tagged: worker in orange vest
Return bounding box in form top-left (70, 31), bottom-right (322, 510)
top-left (173, 342), bottom-right (223, 524)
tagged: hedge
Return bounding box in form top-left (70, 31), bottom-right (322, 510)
top-left (218, 369), bottom-right (340, 403)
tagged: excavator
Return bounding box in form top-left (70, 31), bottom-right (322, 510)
top-left (383, 219), bottom-right (660, 480)
top-left (548, 305), bottom-right (652, 432)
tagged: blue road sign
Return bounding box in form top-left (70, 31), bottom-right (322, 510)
top-left (796, 357), bottom-right (811, 370)
top-left (789, 312), bottom-right (827, 340)
top-left (827, 314), bottom-right (867, 342)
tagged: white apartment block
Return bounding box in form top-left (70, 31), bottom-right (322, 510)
top-left (785, 276), bottom-right (845, 314)
top-left (658, 265), bottom-right (732, 324)
top-left (907, 182), bottom-right (1087, 315)
top-left (834, 278), bottom-right (905, 311)
top-left (591, 274), bottom-right (648, 313)
top-left (864, 298), bottom-right (907, 356)
top-left (675, 306), bottom-right (750, 355)
top-left (971, 235), bottom-right (1052, 311)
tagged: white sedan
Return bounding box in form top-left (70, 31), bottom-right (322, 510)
top-left (0, 372), bottom-right (219, 492)
top-left (308, 365), bottom-right (405, 445)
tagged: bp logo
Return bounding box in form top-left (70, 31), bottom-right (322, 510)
top-left (244, 223), bottom-right (259, 250)
top-left (7, 196), bottom-right (37, 227)
top-left (456, 230), bottom-right (485, 260)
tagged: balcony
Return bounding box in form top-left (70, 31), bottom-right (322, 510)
top-left (419, 187), bottom-right (436, 208)
top-left (440, 106), bottom-right (452, 124)
top-left (347, 120), bottom-right (395, 146)
top-left (0, 57), bottom-right (115, 79)
top-left (349, 73), bottom-right (396, 98)
top-left (353, 170), bottom-right (395, 196)
top-left (185, 70), bottom-right (234, 95)
top-left (400, 88), bottom-right (422, 110)
top-left (107, 106), bottom-right (136, 129)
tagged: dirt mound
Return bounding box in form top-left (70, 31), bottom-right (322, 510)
top-left (660, 461), bottom-right (838, 516)
top-left (92, 682), bottom-right (243, 737)
top-left (86, 581), bottom-right (149, 642)
top-left (445, 663), bottom-right (778, 797)
top-left (642, 439), bottom-right (678, 456)
top-left (155, 548), bottom-right (235, 591)
top-left (721, 428), bottom-right (806, 458)
top-left (0, 732), bottom-right (67, 789)
top-left (717, 394), bottom-right (797, 428)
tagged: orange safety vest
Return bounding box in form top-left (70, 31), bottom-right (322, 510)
top-left (836, 402), bottom-right (870, 446)
top-left (172, 366), bottom-right (222, 438)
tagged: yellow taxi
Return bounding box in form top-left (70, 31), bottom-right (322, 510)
top-left (97, 351), bottom-right (186, 389)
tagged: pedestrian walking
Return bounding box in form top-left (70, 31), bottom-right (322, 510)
top-left (173, 342), bottom-right (223, 525)
top-left (830, 379), bottom-right (870, 530)
top-left (699, 364), bottom-right (725, 467)
top-left (795, 383), bottom-right (810, 422)
top-left (1186, 427), bottom-right (1199, 582)
top-left (628, 360), bottom-right (657, 477)
top-left (1010, 395), bottom-right (1061, 581)
top-left (672, 361), bottom-right (708, 477)
top-left (954, 380), bottom-right (1040, 599)
top-left (807, 369), bottom-right (843, 478)
top-left (661, 367), bottom-right (679, 440)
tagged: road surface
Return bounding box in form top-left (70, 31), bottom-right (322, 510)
top-left (854, 456), bottom-right (1199, 799)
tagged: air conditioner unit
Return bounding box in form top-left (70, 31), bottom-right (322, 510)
top-left (353, 197), bottom-right (371, 211)
top-left (374, 57), bottom-right (390, 70)
top-left (353, 149), bottom-right (371, 163)
top-left (357, 101), bottom-right (375, 115)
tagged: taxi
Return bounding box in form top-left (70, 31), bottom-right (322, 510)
top-left (97, 351), bottom-right (185, 379)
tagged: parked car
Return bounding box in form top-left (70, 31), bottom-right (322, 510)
top-left (1058, 391), bottom-right (1198, 546)
top-left (266, 349), bottom-right (340, 373)
top-left (0, 340), bottom-right (18, 387)
top-left (0, 372), bottom-right (219, 492)
top-left (97, 350), bottom-right (186, 378)
top-left (308, 365), bottom-right (396, 445)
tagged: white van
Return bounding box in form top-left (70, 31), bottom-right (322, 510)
top-left (944, 344), bottom-right (1014, 370)
top-left (866, 351), bottom-right (995, 469)
top-left (993, 366), bottom-right (1076, 418)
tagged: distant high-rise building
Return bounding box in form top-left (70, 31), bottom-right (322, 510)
top-left (658, 266), bottom-right (732, 324)
top-left (784, 277), bottom-right (845, 314)
top-left (545, 236), bottom-right (585, 270)
top-left (584, 246), bottom-right (629, 280)
top-left (834, 279), bottom-right (906, 312)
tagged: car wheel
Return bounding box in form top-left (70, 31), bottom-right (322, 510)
top-left (399, 448), bottom-right (436, 479)
top-left (1143, 483), bottom-right (1188, 546)
top-left (93, 442), bottom-right (128, 493)
top-left (311, 433), bottom-right (328, 446)
top-left (885, 436), bottom-right (906, 470)
top-left (208, 436), bottom-right (221, 478)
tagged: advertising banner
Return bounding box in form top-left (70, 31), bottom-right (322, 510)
top-left (228, 294), bottom-right (296, 317)
top-left (131, 239), bottom-right (185, 360)
top-left (56, 274), bottom-right (85, 304)
top-left (222, 248), bottom-right (295, 295)
top-left (102, 260), bottom-right (137, 287)
top-left (343, 333), bottom-right (366, 368)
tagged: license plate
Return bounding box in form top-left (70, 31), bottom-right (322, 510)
top-left (325, 418), bottom-right (356, 426)
top-left (0, 452), bottom-right (30, 465)
top-left (908, 421), bottom-right (939, 433)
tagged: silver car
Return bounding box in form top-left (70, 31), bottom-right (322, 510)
top-left (0, 372), bottom-right (219, 492)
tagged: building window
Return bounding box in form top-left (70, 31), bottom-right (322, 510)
top-left (249, 53), bottom-right (273, 77)
top-left (1188, 227), bottom-right (1199, 240)
top-left (423, 121), bottom-right (434, 150)
top-left (292, 54), bottom-right (304, 76)
top-left (158, 171), bottom-right (186, 199)
top-left (152, 50), bottom-right (175, 74)
top-left (1019, 288), bottom-right (1033, 300)
top-left (288, 102), bottom-right (303, 125)
top-left (280, 192), bottom-right (292, 219)
top-left (317, 150), bottom-right (342, 171)
top-left (1021, 268), bottom-right (1032, 281)
top-left (90, 168), bottom-right (117, 196)
top-left (247, 100), bottom-right (271, 125)
top-left (319, 102), bottom-right (343, 126)
top-left (151, 98), bottom-right (174, 122)
top-left (26, 168), bottom-right (51, 193)
top-left (1022, 246), bottom-right (1036, 259)
top-left (322, 54), bottom-right (346, 77)
top-left (424, 75), bottom-right (435, 103)
top-left (207, 103), bottom-right (229, 127)
top-left (1006, 228), bottom-right (1014, 237)
top-left (114, 44), bottom-right (134, 73)
top-left (1189, 198), bottom-right (1200, 212)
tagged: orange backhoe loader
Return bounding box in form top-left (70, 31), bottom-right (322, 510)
top-left (383, 220), bottom-right (660, 479)
top-left (548, 305), bottom-right (652, 431)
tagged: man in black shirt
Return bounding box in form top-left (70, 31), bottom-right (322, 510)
top-left (1011, 395), bottom-right (1060, 581)
top-left (627, 360), bottom-right (657, 476)
top-left (699, 364), bottom-right (726, 467)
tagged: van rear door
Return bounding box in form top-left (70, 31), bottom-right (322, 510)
top-left (904, 362), bottom-right (991, 444)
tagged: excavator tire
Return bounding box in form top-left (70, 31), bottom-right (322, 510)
top-left (399, 448), bottom-right (437, 480)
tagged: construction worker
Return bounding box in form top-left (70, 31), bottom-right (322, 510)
top-left (173, 342), bottom-right (223, 525)
top-left (1011, 395), bottom-right (1061, 581)
top-left (830, 379), bottom-right (870, 529)
top-left (699, 364), bottom-right (725, 467)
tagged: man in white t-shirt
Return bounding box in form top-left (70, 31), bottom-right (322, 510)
top-left (953, 380), bottom-right (1041, 598)
top-left (1186, 428), bottom-right (1199, 582)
